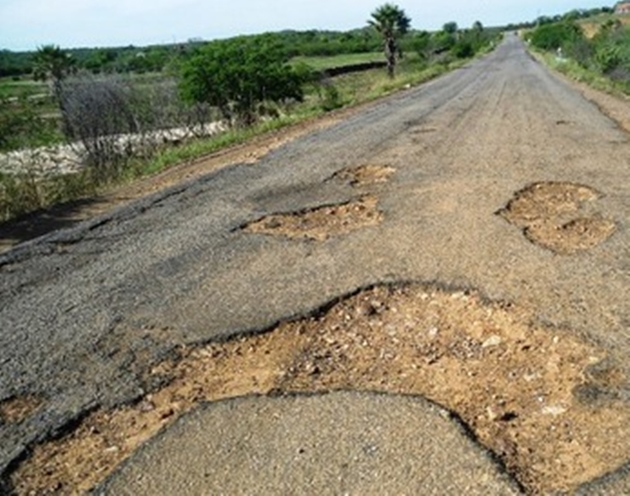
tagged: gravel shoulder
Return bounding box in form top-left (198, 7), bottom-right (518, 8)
top-left (4, 34), bottom-right (630, 493)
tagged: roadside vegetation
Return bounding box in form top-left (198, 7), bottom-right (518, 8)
top-left (526, 7), bottom-right (630, 95)
top-left (0, 4), bottom-right (500, 223)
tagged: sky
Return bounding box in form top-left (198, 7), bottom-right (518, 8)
top-left (0, 0), bottom-right (614, 51)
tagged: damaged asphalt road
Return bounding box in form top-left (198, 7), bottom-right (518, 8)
top-left (3, 34), bottom-right (630, 493)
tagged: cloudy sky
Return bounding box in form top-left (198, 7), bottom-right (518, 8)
top-left (0, 0), bottom-right (611, 51)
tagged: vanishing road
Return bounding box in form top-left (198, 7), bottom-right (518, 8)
top-left (3, 34), bottom-right (630, 494)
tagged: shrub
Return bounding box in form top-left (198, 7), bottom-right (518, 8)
top-left (180, 37), bottom-right (306, 125)
top-left (595, 44), bottom-right (623, 73)
top-left (529, 22), bottom-right (583, 51)
top-left (319, 82), bottom-right (343, 111)
top-left (58, 76), bottom-right (139, 174)
top-left (452, 41), bottom-right (475, 59)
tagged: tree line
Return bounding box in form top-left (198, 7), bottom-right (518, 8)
top-left (1, 11), bottom-right (509, 80)
top-left (1, 30), bottom-right (387, 79)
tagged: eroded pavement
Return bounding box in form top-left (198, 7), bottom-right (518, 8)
top-left (3, 34), bottom-right (630, 494)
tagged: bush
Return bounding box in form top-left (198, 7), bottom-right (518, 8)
top-left (595, 44), bottom-right (623, 73)
top-left (432, 31), bottom-right (456, 54)
top-left (533, 18), bottom-right (630, 89)
top-left (58, 76), bottom-right (139, 174)
top-left (452, 41), bottom-right (475, 59)
top-left (529, 22), bottom-right (583, 51)
top-left (179, 37), bottom-right (306, 125)
top-left (319, 81), bottom-right (343, 111)
top-left (563, 37), bottom-right (595, 67)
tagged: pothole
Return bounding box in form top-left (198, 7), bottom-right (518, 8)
top-left (243, 196), bottom-right (382, 241)
top-left (0, 396), bottom-right (43, 425)
top-left (498, 182), bottom-right (616, 254)
top-left (9, 284), bottom-right (630, 495)
top-left (331, 164), bottom-right (396, 187)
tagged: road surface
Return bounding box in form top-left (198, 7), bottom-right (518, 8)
top-left (3, 34), bottom-right (630, 494)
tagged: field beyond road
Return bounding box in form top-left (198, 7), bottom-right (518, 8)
top-left (3, 33), bottom-right (630, 494)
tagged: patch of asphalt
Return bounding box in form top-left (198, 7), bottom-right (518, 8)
top-left (3, 35), bottom-right (630, 491)
top-left (95, 392), bottom-right (523, 495)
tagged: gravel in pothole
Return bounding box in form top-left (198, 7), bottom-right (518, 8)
top-left (243, 196), bottom-right (382, 241)
top-left (331, 164), bottom-right (396, 187)
top-left (10, 284), bottom-right (630, 495)
top-left (498, 182), bottom-right (616, 254)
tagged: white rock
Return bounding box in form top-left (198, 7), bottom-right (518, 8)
top-left (542, 405), bottom-right (566, 416)
top-left (482, 335), bottom-right (502, 348)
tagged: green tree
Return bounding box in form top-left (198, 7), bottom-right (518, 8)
top-left (180, 37), bottom-right (305, 125)
top-left (413, 31), bottom-right (432, 61)
top-left (368, 3), bottom-right (411, 78)
top-left (84, 49), bottom-right (117, 74)
top-left (443, 22), bottom-right (459, 35)
top-left (529, 21), bottom-right (583, 51)
top-left (32, 45), bottom-right (76, 101)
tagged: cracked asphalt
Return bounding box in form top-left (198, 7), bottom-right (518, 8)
top-left (3, 34), bottom-right (630, 492)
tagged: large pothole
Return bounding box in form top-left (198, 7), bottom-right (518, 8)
top-left (9, 283), bottom-right (630, 495)
top-left (498, 182), bottom-right (616, 254)
top-left (243, 196), bottom-right (382, 241)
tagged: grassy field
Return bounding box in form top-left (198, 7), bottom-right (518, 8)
top-left (0, 78), bottom-right (47, 99)
top-left (292, 52), bottom-right (385, 70)
top-left (304, 53), bottom-right (439, 105)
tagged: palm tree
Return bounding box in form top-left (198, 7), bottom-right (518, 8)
top-left (369, 4), bottom-right (411, 78)
top-left (32, 45), bottom-right (76, 101)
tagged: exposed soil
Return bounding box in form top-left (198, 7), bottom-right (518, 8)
top-left (243, 196), bottom-right (383, 241)
top-left (11, 284), bottom-right (630, 494)
top-left (0, 396), bottom-right (42, 425)
top-left (498, 182), bottom-right (616, 254)
top-left (330, 164), bottom-right (396, 186)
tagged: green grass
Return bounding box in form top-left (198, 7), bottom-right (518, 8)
top-left (292, 52), bottom-right (384, 70)
top-left (0, 78), bottom-right (47, 100)
top-left (314, 54), bottom-right (465, 106)
top-left (536, 50), bottom-right (630, 96)
top-left (131, 113), bottom-right (315, 179)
